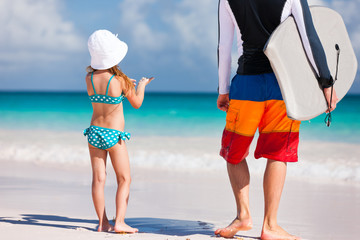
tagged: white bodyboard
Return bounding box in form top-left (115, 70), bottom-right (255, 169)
top-left (264, 6), bottom-right (357, 121)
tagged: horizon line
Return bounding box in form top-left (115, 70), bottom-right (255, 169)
top-left (0, 90), bottom-right (220, 94)
top-left (1, 90), bottom-right (360, 96)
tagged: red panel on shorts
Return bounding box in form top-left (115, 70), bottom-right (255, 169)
top-left (254, 132), bottom-right (299, 162)
top-left (220, 128), bottom-right (254, 164)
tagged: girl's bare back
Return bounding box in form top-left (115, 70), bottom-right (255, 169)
top-left (85, 70), bottom-right (126, 131)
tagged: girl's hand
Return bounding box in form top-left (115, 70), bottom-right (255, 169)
top-left (138, 77), bottom-right (154, 86)
top-left (127, 77), bottom-right (154, 109)
top-left (130, 78), bottom-right (137, 86)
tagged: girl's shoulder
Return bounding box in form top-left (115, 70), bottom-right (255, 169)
top-left (85, 72), bottom-right (92, 81)
top-left (114, 74), bottom-right (125, 81)
top-left (114, 75), bottom-right (126, 89)
top-left (85, 73), bottom-right (92, 87)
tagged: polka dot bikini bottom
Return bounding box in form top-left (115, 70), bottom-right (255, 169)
top-left (83, 125), bottom-right (131, 150)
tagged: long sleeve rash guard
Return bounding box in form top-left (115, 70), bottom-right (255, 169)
top-left (218, 0), bottom-right (333, 94)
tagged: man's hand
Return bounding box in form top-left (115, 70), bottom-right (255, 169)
top-left (323, 87), bottom-right (338, 113)
top-left (217, 94), bottom-right (229, 112)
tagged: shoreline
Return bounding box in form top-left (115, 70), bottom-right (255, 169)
top-left (1, 129), bottom-right (360, 185)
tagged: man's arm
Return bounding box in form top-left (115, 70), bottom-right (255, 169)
top-left (291, 0), bottom-right (333, 88)
top-left (218, 0), bottom-right (235, 95)
top-left (291, 0), bottom-right (337, 111)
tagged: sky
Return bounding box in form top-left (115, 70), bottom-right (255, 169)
top-left (0, 0), bottom-right (359, 93)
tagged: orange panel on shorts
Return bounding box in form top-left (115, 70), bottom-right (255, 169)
top-left (225, 100), bottom-right (265, 136)
top-left (259, 100), bottom-right (300, 133)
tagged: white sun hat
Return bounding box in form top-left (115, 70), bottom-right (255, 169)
top-left (88, 29), bottom-right (128, 70)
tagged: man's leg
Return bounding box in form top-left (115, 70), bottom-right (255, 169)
top-left (261, 159), bottom-right (300, 240)
top-left (215, 159), bottom-right (253, 238)
top-left (217, 74), bottom-right (266, 238)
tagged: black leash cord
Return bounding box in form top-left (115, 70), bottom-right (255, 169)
top-left (324, 44), bottom-right (340, 127)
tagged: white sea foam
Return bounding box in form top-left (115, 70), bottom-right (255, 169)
top-left (0, 129), bottom-right (359, 184)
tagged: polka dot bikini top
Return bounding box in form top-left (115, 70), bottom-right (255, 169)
top-left (89, 72), bottom-right (125, 104)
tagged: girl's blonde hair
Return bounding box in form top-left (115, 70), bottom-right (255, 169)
top-left (86, 65), bottom-right (134, 96)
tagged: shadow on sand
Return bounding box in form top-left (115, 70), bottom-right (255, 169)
top-left (0, 214), bottom-right (261, 239)
top-left (0, 214), bottom-right (219, 236)
top-left (0, 214), bottom-right (97, 231)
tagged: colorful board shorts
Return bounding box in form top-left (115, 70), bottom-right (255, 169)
top-left (220, 73), bottom-right (301, 164)
top-left (84, 125), bottom-right (131, 150)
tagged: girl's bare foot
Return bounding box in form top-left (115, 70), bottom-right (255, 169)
top-left (261, 225), bottom-right (301, 240)
top-left (97, 222), bottom-right (114, 232)
top-left (114, 222), bottom-right (139, 234)
top-left (214, 217), bottom-right (253, 238)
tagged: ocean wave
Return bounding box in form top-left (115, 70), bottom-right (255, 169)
top-left (1, 130), bottom-right (359, 184)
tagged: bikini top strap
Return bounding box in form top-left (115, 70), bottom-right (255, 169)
top-left (90, 72), bottom-right (97, 95)
top-left (105, 74), bottom-right (115, 96)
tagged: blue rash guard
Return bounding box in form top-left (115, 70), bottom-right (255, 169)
top-left (218, 0), bottom-right (334, 95)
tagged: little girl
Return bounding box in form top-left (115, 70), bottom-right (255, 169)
top-left (84, 29), bottom-right (153, 233)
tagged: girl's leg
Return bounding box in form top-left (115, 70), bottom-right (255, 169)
top-left (108, 141), bottom-right (138, 233)
top-left (89, 146), bottom-right (113, 232)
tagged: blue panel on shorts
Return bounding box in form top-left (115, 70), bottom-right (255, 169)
top-left (229, 73), bottom-right (283, 101)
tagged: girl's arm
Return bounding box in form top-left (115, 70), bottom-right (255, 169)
top-left (126, 77), bottom-right (154, 109)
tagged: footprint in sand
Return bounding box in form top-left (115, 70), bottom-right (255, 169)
top-left (74, 227), bottom-right (91, 232)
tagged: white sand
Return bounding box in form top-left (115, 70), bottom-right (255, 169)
top-left (1, 129), bottom-right (360, 239)
top-left (1, 158), bottom-right (360, 240)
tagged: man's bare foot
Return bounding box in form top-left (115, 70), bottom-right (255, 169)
top-left (215, 217), bottom-right (253, 238)
top-left (261, 225), bottom-right (301, 240)
top-left (97, 222), bottom-right (114, 232)
top-left (114, 222), bottom-right (139, 234)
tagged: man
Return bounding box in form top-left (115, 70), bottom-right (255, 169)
top-left (215, 0), bottom-right (338, 239)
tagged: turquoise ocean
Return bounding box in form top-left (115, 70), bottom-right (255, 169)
top-left (1, 92), bottom-right (360, 183)
top-left (0, 91), bottom-right (359, 142)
